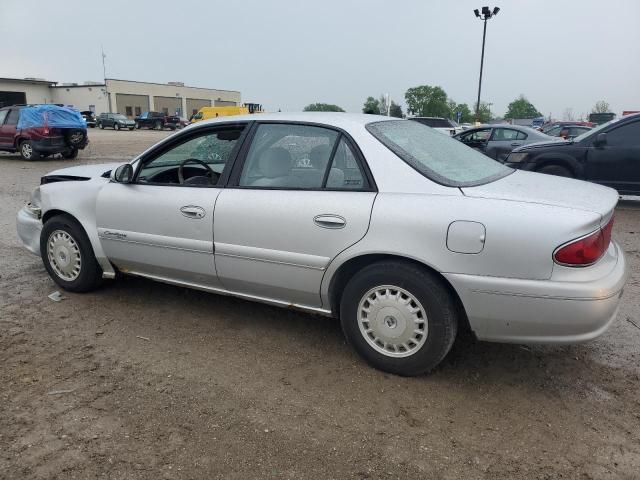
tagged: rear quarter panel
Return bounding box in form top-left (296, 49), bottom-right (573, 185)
top-left (321, 192), bottom-right (602, 304)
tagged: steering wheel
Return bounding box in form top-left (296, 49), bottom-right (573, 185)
top-left (177, 158), bottom-right (218, 185)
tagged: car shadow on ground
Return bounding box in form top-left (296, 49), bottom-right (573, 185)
top-left (93, 274), bottom-right (631, 392)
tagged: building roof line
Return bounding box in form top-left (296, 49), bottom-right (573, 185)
top-left (0, 77), bottom-right (57, 85)
top-left (105, 78), bottom-right (241, 94)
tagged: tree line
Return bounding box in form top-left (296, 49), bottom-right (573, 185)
top-left (303, 88), bottom-right (611, 122)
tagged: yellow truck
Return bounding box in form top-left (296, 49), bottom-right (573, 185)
top-left (190, 103), bottom-right (263, 123)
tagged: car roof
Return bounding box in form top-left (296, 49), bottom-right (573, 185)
top-left (194, 112), bottom-right (398, 130)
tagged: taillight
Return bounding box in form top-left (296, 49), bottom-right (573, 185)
top-left (554, 216), bottom-right (614, 266)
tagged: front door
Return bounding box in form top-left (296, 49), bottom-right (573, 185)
top-left (214, 123), bottom-right (377, 308)
top-left (585, 119), bottom-right (640, 194)
top-left (96, 123), bottom-right (248, 287)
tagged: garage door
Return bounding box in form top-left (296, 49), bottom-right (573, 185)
top-left (115, 94), bottom-right (149, 118)
top-left (0, 91), bottom-right (26, 108)
top-left (186, 98), bottom-right (211, 117)
top-left (214, 100), bottom-right (236, 107)
top-left (154, 96), bottom-right (182, 116)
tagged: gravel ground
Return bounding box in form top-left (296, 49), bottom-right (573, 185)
top-left (1, 129), bottom-right (639, 479)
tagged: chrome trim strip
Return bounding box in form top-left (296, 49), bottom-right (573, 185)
top-left (215, 252), bottom-right (326, 271)
top-left (469, 288), bottom-right (622, 302)
top-left (120, 269), bottom-right (333, 316)
top-left (98, 236), bottom-right (212, 254)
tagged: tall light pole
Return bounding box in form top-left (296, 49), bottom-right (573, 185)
top-left (474, 6), bottom-right (499, 123)
top-left (102, 46), bottom-right (112, 113)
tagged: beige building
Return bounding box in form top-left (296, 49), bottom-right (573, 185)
top-left (0, 77), bottom-right (241, 118)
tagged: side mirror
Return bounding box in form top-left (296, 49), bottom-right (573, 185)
top-left (111, 164), bottom-right (134, 183)
top-left (594, 133), bottom-right (607, 147)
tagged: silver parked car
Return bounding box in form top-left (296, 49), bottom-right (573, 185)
top-left (453, 124), bottom-right (557, 161)
top-left (17, 113), bottom-right (628, 376)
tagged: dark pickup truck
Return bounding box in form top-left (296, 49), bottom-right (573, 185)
top-left (134, 111), bottom-right (179, 130)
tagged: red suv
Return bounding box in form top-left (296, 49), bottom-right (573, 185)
top-left (0, 104), bottom-right (88, 160)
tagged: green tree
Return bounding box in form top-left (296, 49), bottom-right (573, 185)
top-left (404, 85), bottom-right (451, 118)
top-left (476, 102), bottom-right (493, 123)
top-left (449, 102), bottom-right (473, 123)
top-left (389, 101), bottom-right (403, 118)
top-left (303, 103), bottom-right (345, 112)
top-left (592, 100), bottom-right (610, 113)
top-left (504, 95), bottom-right (542, 119)
top-left (362, 96), bottom-right (380, 114)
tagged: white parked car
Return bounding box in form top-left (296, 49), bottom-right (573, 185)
top-left (17, 113), bottom-right (628, 375)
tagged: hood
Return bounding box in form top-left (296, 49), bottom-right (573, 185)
top-left (41, 163), bottom-right (121, 184)
top-left (514, 138), bottom-right (572, 151)
top-left (461, 170), bottom-right (618, 218)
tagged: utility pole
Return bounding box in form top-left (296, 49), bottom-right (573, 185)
top-left (102, 46), bottom-right (112, 113)
top-left (473, 6), bottom-right (500, 124)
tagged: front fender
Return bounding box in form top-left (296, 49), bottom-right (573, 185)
top-left (39, 178), bottom-right (116, 278)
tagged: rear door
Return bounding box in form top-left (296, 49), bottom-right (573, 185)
top-left (488, 127), bottom-right (523, 161)
top-left (213, 122), bottom-right (377, 308)
top-left (585, 119), bottom-right (640, 194)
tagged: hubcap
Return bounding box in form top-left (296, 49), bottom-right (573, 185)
top-left (22, 143), bottom-right (32, 158)
top-left (47, 230), bottom-right (82, 281)
top-left (358, 285), bottom-right (428, 358)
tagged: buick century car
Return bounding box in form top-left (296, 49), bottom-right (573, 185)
top-left (17, 113), bottom-right (628, 375)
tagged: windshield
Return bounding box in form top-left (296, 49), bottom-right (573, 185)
top-left (573, 117), bottom-right (620, 142)
top-left (367, 120), bottom-right (512, 187)
top-left (113, 114), bottom-right (128, 121)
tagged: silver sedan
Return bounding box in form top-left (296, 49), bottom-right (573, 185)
top-left (17, 113), bottom-right (628, 376)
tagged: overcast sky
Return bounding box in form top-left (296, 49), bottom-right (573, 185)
top-left (2, 0), bottom-right (639, 118)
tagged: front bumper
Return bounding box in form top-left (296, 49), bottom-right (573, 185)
top-left (445, 241), bottom-right (628, 344)
top-left (16, 205), bottom-right (42, 255)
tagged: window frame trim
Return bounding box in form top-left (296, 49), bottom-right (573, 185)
top-left (130, 121), bottom-right (253, 189)
top-left (225, 120), bottom-right (377, 193)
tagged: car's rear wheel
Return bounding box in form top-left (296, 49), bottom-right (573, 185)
top-left (19, 140), bottom-right (41, 161)
top-left (135, 122), bottom-right (140, 129)
top-left (538, 164), bottom-right (572, 177)
top-left (62, 148), bottom-right (78, 159)
top-left (40, 215), bottom-right (103, 292)
top-left (155, 120), bottom-right (162, 130)
top-left (340, 261), bottom-right (458, 376)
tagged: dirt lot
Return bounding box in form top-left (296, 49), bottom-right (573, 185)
top-left (1, 129), bottom-right (639, 479)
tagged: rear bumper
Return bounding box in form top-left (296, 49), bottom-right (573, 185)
top-left (16, 205), bottom-right (42, 256)
top-left (445, 241), bottom-right (628, 344)
top-left (33, 137), bottom-right (87, 152)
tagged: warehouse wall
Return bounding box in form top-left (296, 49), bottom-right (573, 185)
top-left (51, 85), bottom-right (109, 113)
top-left (0, 79), bottom-right (53, 106)
top-left (153, 96), bottom-right (182, 116)
top-left (186, 98), bottom-right (212, 117)
top-left (114, 94), bottom-right (150, 118)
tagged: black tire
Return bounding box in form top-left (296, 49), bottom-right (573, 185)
top-left (128, 127), bottom-right (134, 131)
top-left (19, 140), bottom-right (41, 160)
top-left (155, 120), bottom-right (162, 130)
top-left (340, 261), bottom-right (458, 376)
top-left (62, 148), bottom-right (78, 159)
top-left (40, 215), bottom-right (103, 293)
top-left (64, 129), bottom-right (86, 147)
top-left (99, 122), bottom-right (104, 129)
top-left (135, 122), bottom-right (140, 129)
top-left (114, 123), bottom-right (120, 131)
top-left (538, 164), bottom-right (572, 177)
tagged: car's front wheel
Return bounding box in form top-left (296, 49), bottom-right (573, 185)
top-left (538, 164), bottom-right (572, 177)
top-left (135, 122), bottom-right (140, 129)
top-left (98, 122), bottom-right (104, 129)
top-left (155, 120), bottom-right (162, 130)
top-left (340, 261), bottom-right (458, 376)
top-left (114, 123), bottom-right (120, 131)
top-left (40, 215), bottom-right (103, 292)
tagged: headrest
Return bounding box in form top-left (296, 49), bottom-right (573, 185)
top-left (259, 147), bottom-right (292, 178)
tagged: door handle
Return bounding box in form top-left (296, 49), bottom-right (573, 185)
top-left (511, 142), bottom-right (522, 147)
top-left (180, 205), bottom-right (206, 219)
top-left (313, 214), bottom-right (346, 229)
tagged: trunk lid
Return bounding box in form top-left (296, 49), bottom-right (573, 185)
top-left (461, 170), bottom-right (618, 220)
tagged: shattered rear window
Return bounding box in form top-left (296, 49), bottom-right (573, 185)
top-left (367, 120), bottom-right (512, 187)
